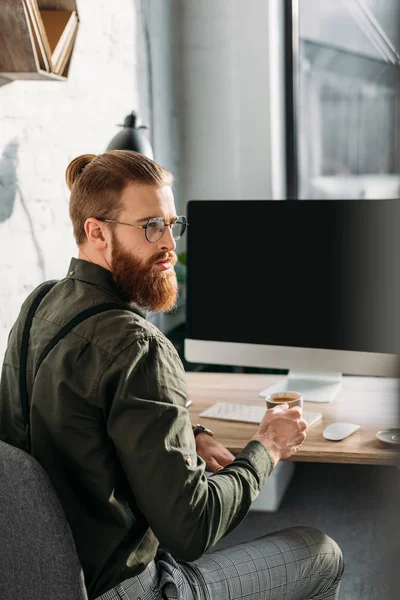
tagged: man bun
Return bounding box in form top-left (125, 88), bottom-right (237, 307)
top-left (65, 154), bottom-right (97, 190)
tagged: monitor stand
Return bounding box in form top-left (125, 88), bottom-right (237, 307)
top-left (259, 370), bottom-right (342, 403)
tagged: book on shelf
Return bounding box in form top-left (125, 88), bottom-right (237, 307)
top-left (54, 19), bottom-right (79, 77)
top-left (18, 1), bottom-right (78, 77)
top-left (22, 0), bottom-right (52, 72)
top-left (0, 0), bottom-right (79, 80)
top-left (40, 9), bottom-right (79, 75)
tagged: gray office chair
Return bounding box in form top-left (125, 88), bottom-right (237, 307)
top-left (0, 440), bottom-right (88, 600)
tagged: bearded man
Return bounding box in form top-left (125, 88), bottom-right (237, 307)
top-left (0, 150), bottom-right (343, 600)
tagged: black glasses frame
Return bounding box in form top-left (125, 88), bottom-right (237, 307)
top-left (95, 215), bottom-right (188, 243)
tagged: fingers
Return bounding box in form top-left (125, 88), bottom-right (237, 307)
top-left (299, 418), bottom-right (308, 431)
top-left (257, 403), bottom-right (308, 461)
top-left (268, 405), bottom-right (303, 420)
top-left (219, 450), bottom-right (235, 467)
top-left (292, 432), bottom-right (307, 452)
top-left (296, 431), bottom-right (307, 444)
top-left (208, 458), bottom-right (224, 474)
top-left (268, 403), bottom-right (289, 413)
top-left (286, 406), bottom-right (302, 419)
top-left (279, 407), bottom-right (307, 430)
top-left (269, 405), bottom-right (306, 428)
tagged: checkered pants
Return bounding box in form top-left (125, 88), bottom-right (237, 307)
top-left (96, 526), bottom-right (344, 600)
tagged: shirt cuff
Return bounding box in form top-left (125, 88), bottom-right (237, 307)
top-left (234, 440), bottom-right (274, 488)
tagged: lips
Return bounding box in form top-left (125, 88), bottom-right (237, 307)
top-left (155, 260), bottom-right (172, 270)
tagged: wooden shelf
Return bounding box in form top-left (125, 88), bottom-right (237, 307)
top-left (0, 0), bottom-right (79, 85)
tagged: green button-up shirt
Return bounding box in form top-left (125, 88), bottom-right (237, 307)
top-left (0, 257), bottom-right (273, 599)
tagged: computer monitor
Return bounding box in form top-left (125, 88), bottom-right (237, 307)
top-left (184, 199), bottom-right (400, 403)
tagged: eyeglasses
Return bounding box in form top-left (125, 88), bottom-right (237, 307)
top-left (95, 216), bottom-right (188, 243)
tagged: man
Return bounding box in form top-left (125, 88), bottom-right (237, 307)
top-left (0, 150), bottom-right (343, 599)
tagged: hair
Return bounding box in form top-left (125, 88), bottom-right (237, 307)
top-left (66, 150), bottom-right (174, 245)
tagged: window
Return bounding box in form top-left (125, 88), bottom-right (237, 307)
top-left (286, 0), bottom-right (400, 199)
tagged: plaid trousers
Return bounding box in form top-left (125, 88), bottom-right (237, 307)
top-left (96, 526), bottom-right (344, 600)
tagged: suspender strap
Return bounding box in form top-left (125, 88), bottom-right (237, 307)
top-left (19, 281), bottom-right (58, 452)
top-left (19, 288), bottom-right (128, 453)
top-left (33, 302), bottom-right (126, 379)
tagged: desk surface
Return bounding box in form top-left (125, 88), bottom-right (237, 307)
top-left (187, 372), bottom-right (400, 466)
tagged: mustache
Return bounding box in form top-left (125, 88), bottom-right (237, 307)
top-left (151, 251), bottom-right (177, 266)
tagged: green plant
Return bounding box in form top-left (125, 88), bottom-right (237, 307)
top-left (175, 252), bottom-right (187, 284)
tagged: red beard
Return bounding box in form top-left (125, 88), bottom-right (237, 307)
top-left (111, 234), bottom-right (178, 312)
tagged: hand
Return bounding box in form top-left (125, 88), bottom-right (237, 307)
top-left (195, 433), bottom-right (235, 473)
top-left (252, 404), bottom-right (307, 467)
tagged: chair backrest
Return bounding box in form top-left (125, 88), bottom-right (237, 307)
top-left (0, 440), bottom-right (88, 600)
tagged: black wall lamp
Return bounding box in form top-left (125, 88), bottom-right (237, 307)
top-left (106, 111), bottom-right (154, 159)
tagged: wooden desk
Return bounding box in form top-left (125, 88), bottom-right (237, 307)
top-left (187, 372), bottom-right (400, 466)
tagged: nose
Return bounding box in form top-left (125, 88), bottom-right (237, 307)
top-left (159, 224), bottom-right (176, 251)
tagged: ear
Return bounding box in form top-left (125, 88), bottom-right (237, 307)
top-left (84, 218), bottom-right (110, 250)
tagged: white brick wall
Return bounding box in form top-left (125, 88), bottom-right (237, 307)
top-left (0, 0), bottom-right (145, 363)
top-left (0, 0), bottom-right (286, 361)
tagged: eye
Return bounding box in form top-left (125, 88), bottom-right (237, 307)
top-left (146, 218), bottom-right (165, 242)
top-left (148, 220), bottom-right (162, 232)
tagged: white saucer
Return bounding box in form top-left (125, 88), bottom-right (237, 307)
top-left (376, 428), bottom-right (400, 446)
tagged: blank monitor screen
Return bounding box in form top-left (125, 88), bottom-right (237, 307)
top-left (185, 199), bottom-right (400, 363)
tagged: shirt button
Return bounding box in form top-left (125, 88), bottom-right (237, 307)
top-left (185, 456), bottom-right (192, 467)
top-left (69, 270), bottom-right (75, 276)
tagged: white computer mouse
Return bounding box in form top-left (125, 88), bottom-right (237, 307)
top-left (322, 422), bottom-right (360, 441)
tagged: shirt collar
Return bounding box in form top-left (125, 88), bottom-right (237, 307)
top-left (66, 257), bottom-right (147, 318)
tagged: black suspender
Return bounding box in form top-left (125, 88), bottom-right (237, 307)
top-left (19, 282), bottom-right (128, 452)
top-left (19, 281), bottom-right (58, 451)
top-left (33, 302), bottom-right (126, 379)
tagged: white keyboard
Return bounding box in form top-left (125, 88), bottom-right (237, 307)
top-left (199, 402), bottom-right (322, 429)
